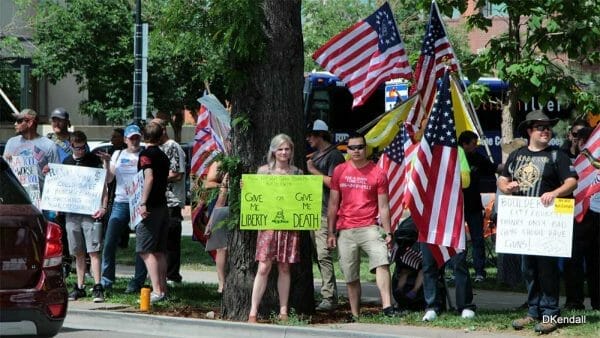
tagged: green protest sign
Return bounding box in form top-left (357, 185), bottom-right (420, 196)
top-left (240, 174), bottom-right (323, 230)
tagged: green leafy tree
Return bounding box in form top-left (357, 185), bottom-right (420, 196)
top-left (31, 0), bottom-right (134, 123)
top-left (205, 0), bottom-right (312, 321)
top-left (302, 0), bottom-right (472, 74)
top-left (144, 0), bottom-right (226, 122)
top-left (434, 0), bottom-right (600, 142)
top-left (0, 36), bottom-right (22, 119)
top-left (26, 0), bottom-right (223, 125)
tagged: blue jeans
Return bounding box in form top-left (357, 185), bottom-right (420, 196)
top-left (101, 202), bottom-right (130, 288)
top-left (128, 254), bottom-right (148, 290)
top-left (522, 255), bottom-right (560, 318)
top-left (421, 242), bottom-right (475, 313)
top-left (465, 210), bottom-right (486, 276)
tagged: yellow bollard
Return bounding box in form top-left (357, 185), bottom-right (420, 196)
top-left (140, 287), bottom-right (151, 311)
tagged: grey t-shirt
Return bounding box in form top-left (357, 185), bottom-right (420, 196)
top-left (159, 139), bottom-right (186, 208)
top-left (3, 135), bottom-right (60, 193)
top-left (311, 146), bottom-right (345, 215)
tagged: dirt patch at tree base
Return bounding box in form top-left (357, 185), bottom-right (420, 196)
top-left (154, 303), bottom-right (384, 324)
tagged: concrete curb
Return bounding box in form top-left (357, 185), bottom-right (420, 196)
top-left (66, 308), bottom-right (408, 338)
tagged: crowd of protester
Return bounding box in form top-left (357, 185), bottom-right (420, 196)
top-left (2, 108), bottom-right (598, 335)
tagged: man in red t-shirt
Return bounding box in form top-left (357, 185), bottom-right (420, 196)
top-left (327, 133), bottom-right (395, 320)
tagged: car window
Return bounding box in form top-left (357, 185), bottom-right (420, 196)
top-left (0, 159), bottom-right (32, 205)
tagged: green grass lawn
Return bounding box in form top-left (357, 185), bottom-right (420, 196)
top-left (103, 235), bottom-right (600, 336)
top-left (115, 235), bottom-right (215, 270)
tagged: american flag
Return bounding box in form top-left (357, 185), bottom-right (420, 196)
top-left (312, 2), bottom-right (412, 107)
top-left (574, 124), bottom-right (600, 222)
top-left (405, 69), bottom-right (465, 267)
top-left (406, 1), bottom-right (457, 132)
top-left (378, 123), bottom-right (417, 230)
top-left (190, 104), bottom-right (224, 177)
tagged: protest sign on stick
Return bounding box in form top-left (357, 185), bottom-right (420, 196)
top-left (240, 174), bottom-right (322, 230)
top-left (124, 171), bottom-right (144, 230)
top-left (496, 195), bottom-right (574, 257)
top-left (41, 163), bottom-right (106, 214)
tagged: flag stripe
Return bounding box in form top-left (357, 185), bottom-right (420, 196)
top-left (405, 2), bottom-right (458, 132)
top-left (406, 69), bottom-right (465, 268)
top-left (574, 124), bottom-right (600, 221)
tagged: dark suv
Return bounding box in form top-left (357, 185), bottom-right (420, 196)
top-left (0, 157), bottom-right (68, 336)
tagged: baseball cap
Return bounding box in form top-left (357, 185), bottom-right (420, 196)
top-left (312, 119), bottom-right (329, 132)
top-left (12, 108), bottom-right (38, 120)
top-left (50, 107), bottom-right (70, 120)
top-left (124, 124), bottom-right (142, 138)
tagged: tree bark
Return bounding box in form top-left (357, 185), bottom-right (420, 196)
top-left (222, 0), bottom-right (314, 321)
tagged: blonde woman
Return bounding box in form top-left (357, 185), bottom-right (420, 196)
top-left (248, 134), bottom-right (302, 323)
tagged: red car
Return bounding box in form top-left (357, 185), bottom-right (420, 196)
top-left (0, 157), bottom-right (67, 336)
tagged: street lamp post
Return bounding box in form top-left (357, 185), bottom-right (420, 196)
top-left (133, 0), bottom-right (142, 124)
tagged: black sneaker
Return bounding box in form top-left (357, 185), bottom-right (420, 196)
top-left (68, 286), bottom-right (86, 301)
top-left (92, 284), bottom-right (105, 303)
top-left (382, 306), bottom-right (401, 317)
top-left (125, 284), bottom-right (141, 294)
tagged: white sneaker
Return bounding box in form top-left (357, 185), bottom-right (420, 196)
top-left (461, 308), bottom-right (476, 319)
top-left (150, 292), bottom-right (166, 303)
top-left (422, 310), bottom-right (437, 321)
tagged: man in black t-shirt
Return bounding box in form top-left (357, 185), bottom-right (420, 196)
top-left (135, 122), bottom-right (170, 303)
top-left (498, 111), bottom-right (577, 334)
top-left (63, 131), bottom-right (108, 303)
top-left (458, 131), bottom-right (500, 282)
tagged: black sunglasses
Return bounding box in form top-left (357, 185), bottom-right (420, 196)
top-left (71, 145), bottom-right (86, 151)
top-left (15, 118), bottom-right (28, 124)
top-left (531, 124), bottom-right (551, 132)
top-left (347, 144), bottom-right (366, 151)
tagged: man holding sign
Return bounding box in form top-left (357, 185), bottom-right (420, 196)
top-left (498, 110), bottom-right (577, 334)
top-left (327, 133), bottom-right (395, 320)
top-left (62, 131), bottom-right (108, 303)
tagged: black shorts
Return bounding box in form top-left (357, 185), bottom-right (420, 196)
top-left (136, 204), bottom-right (169, 253)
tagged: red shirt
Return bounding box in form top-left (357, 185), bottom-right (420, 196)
top-left (330, 161), bottom-right (388, 230)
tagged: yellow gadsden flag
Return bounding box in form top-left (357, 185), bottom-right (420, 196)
top-left (450, 75), bottom-right (478, 138)
top-left (365, 94), bottom-right (417, 150)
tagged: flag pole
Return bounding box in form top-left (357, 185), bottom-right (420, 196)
top-left (356, 93), bottom-right (419, 134)
top-left (432, 0), bottom-right (495, 163)
top-left (0, 88), bottom-right (20, 115)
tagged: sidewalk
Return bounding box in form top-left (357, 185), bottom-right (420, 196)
top-left (65, 265), bottom-right (535, 338)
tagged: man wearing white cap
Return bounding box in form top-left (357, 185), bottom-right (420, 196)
top-left (306, 119), bottom-right (345, 311)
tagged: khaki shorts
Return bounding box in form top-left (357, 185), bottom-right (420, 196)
top-left (337, 225), bottom-right (389, 283)
top-left (66, 214), bottom-right (102, 254)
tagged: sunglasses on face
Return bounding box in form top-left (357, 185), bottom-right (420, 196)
top-left (347, 144), bottom-right (366, 151)
top-left (531, 125), bottom-right (551, 132)
top-left (15, 118), bottom-right (28, 124)
top-left (71, 145), bottom-right (86, 151)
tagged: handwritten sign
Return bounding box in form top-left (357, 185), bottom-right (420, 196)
top-left (9, 155), bottom-right (41, 208)
top-left (240, 174), bottom-right (322, 230)
top-left (41, 163), bottom-right (106, 215)
top-left (496, 195), bottom-right (574, 257)
top-left (124, 171), bottom-right (144, 230)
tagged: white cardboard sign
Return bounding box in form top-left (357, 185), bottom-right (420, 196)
top-left (9, 155), bottom-right (41, 209)
top-left (41, 163), bottom-right (106, 215)
top-left (496, 195), bottom-right (574, 258)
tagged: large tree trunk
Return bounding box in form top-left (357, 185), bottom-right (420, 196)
top-left (222, 0), bottom-right (314, 321)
